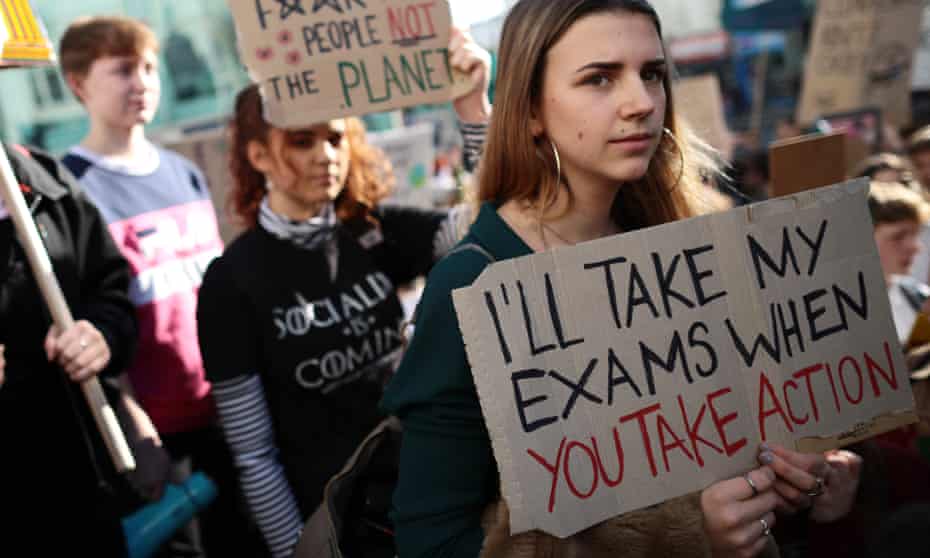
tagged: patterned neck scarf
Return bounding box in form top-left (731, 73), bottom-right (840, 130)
top-left (258, 196), bottom-right (339, 279)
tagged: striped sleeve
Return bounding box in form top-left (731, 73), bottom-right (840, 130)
top-left (432, 203), bottom-right (473, 261)
top-left (212, 374), bottom-right (303, 558)
top-left (459, 121), bottom-right (488, 173)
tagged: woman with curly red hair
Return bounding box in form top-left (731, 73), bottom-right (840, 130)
top-left (196, 30), bottom-right (491, 558)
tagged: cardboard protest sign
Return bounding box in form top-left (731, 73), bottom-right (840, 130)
top-left (367, 122), bottom-right (436, 208)
top-left (0, 0), bottom-right (53, 66)
top-left (797, 0), bottom-right (924, 127)
top-left (226, 0), bottom-right (473, 128)
top-left (673, 74), bottom-right (733, 159)
top-left (453, 180), bottom-right (916, 538)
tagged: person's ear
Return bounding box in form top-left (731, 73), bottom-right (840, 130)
top-left (529, 118), bottom-right (544, 138)
top-left (529, 107), bottom-right (544, 138)
top-left (246, 140), bottom-right (275, 174)
top-left (65, 72), bottom-right (85, 103)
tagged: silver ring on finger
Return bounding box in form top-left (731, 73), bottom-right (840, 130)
top-left (806, 476), bottom-right (825, 498)
top-left (744, 473), bottom-right (759, 498)
top-left (759, 517), bottom-right (771, 537)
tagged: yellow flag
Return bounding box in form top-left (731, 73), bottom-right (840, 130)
top-left (0, 0), bottom-right (53, 66)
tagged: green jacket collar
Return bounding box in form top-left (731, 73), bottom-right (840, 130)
top-left (469, 201), bottom-right (533, 261)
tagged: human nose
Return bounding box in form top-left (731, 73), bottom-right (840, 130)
top-left (618, 75), bottom-right (656, 121)
top-left (134, 67), bottom-right (157, 91)
top-left (314, 138), bottom-right (338, 165)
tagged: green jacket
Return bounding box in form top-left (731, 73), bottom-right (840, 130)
top-left (381, 202), bottom-right (531, 558)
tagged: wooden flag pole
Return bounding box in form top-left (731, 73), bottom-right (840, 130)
top-left (0, 143), bottom-right (135, 473)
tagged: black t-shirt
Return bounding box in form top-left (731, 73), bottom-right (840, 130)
top-left (197, 205), bottom-right (445, 515)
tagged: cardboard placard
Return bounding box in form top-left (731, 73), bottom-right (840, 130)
top-left (673, 74), bottom-right (733, 159)
top-left (0, 0), bottom-right (53, 66)
top-left (453, 179), bottom-right (916, 538)
top-left (769, 132), bottom-right (849, 198)
top-left (226, 0), bottom-right (472, 128)
top-left (366, 121), bottom-right (436, 208)
top-left (797, 0), bottom-right (924, 126)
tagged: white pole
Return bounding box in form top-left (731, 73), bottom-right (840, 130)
top-left (0, 144), bottom-right (135, 473)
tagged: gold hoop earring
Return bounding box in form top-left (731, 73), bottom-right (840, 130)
top-left (662, 127), bottom-right (685, 189)
top-left (549, 138), bottom-right (561, 182)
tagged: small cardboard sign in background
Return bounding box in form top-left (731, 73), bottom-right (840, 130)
top-left (769, 132), bottom-right (848, 198)
top-left (453, 180), bottom-right (916, 538)
top-left (674, 74), bottom-right (733, 160)
top-left (226, 0), bottom-right (473, 128)
top-left (367, 121), bottom-right (436, 208)
top-left (0, 0), bottom-right (53, 66)
top-left (797, 0), bottom-right (924, 126)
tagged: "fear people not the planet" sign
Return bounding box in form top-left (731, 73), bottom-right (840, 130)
top-left (227, 0), bottom-right (473, 127)
top-left (453, 179), bottom-right (917, 538)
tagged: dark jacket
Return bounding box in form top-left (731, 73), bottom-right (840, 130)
top-left (0, 144), bottom-right (137, 556)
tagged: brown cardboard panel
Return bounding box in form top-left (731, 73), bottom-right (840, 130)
top-left (769, 132), bottom-right (847, 197)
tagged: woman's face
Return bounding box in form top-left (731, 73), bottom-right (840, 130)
top-left (259, 119), bottom-right (351, 217)
top-left (533, 11), bottom-right (667, 192)
top-left (874, 219), bottom-right (922, 277)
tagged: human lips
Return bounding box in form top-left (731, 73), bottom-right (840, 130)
top-left (609, 132), bottom-right (655, 143)
top-left (608, 132), bottom-right (656, 151)
top-left (308, 174), bottom-right (337, 185)
top-left (128, 98), bottom-right (151, 111)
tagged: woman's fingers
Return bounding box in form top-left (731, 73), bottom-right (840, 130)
top-left (773, 479), bottom-right (809, 509)
top-left (773, 491), bottom-right (800, 515)
top-left (45, 321), bottom-right (110, 381)
top-left (760, 444), bottom-right (825, 495)
top-left (735, 489), bottom-right (780, 521)
top-left (702, 469), bottom-right (779, 558)
top-left (44, 324), bottom-right (60, 361)
top-left (809, 450), bottom-right (862, 523)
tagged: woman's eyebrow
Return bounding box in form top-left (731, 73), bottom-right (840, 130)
top-left (575, 57), bottom-right (666, 73)
top-left (575, 61), bottom-right (622, 74)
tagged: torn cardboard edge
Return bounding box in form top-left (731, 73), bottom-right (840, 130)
top-left (454, 267), bottom-right (532, 533)
top-left (796, 409), bottom-right (918, 453)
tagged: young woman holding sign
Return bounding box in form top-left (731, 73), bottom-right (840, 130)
top-left (380, 1), bottom-right (863, 557)
top-left (196, 29), bottom-right (491, 558)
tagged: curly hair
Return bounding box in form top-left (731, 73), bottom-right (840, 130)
top-left (228, 84), bottom-right (394, 228)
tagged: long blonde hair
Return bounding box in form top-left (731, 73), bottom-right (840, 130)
top-left (478, 0), bottom-right (717, 230)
